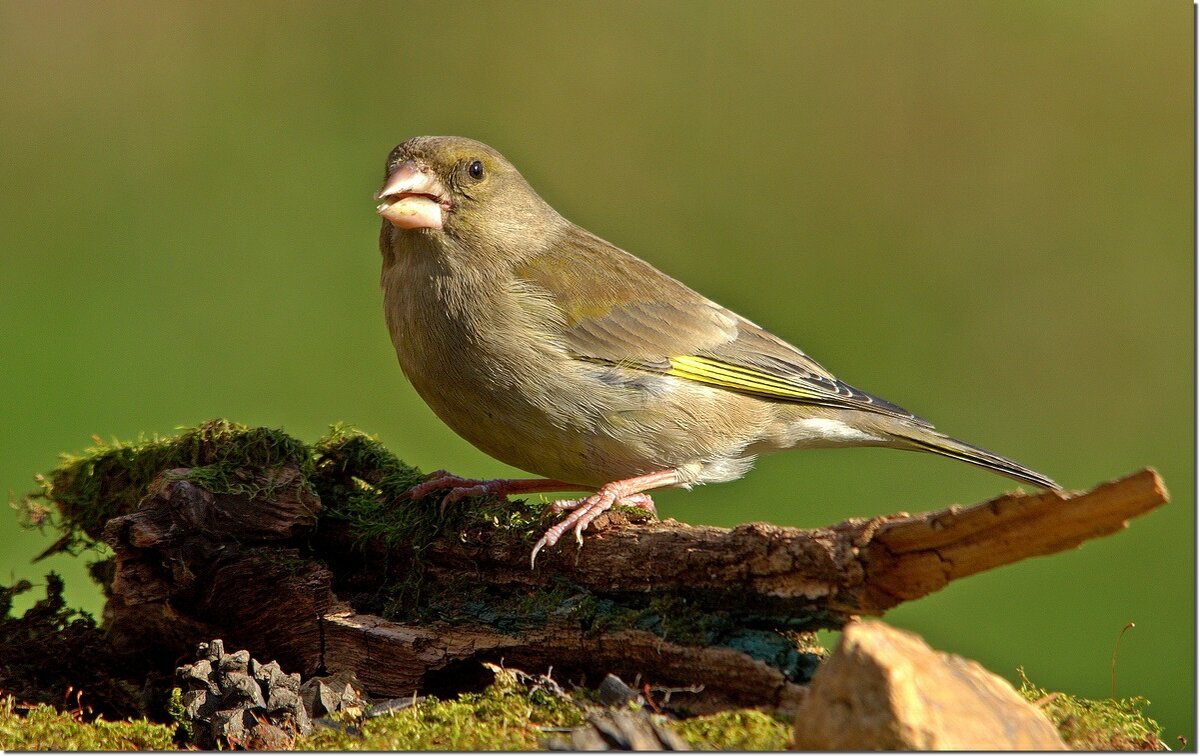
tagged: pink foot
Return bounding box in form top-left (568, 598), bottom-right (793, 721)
top-left (404, 470), bottom-right (463, 501)
top-left (530, 470), bottom-right (680, 567)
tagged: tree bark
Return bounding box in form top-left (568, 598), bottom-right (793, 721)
top-left (100, 459), bottom-right (1167, 713)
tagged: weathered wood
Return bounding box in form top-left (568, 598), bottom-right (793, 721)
top-left (320, 467), bottom-right (1167, 625)
top-left (859, 468), bottom-right (1168, 610)
top-left (99, 460), bottom-right (1166, 712)
top-left (321, 612), bottom-right (807, 713)
top-left (103, 466), bottom-right (348, 676)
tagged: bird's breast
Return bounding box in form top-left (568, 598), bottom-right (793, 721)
top-left (379, 252), bottom-right (778, 486)
top-left (381, 254), bottom-right (604, 479)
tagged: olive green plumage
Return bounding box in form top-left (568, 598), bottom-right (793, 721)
top-left (376, 135), bottom-right (1057, 498)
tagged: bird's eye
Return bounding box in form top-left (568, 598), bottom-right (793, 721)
top-left (467, 160), bottom-right (485, 180)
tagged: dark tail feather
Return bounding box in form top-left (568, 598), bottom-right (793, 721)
top-left (904, 432), bottom-right (1060, 490)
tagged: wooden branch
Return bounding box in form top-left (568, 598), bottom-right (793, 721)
top-left (860, 468), bottom-right (1168, 610)
top-left (318, 467), bottom-right (1167, 623)
top-left (98, 454), bottom-right (1166, 712)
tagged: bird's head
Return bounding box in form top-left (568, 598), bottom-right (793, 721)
top-left (376, 136), bottom-right (556, 250)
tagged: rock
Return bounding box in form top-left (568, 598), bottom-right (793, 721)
top-left (791, 621), bottom-right (1067, 750)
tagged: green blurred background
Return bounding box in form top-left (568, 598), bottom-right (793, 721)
top-left (1, 0), bottom-right (1193, 740)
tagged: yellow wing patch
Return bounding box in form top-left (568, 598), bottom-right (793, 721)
top-left (666, 355), bottom-right (830, 402)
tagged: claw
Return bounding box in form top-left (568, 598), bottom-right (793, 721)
top-left (438, 483), bottom-right (491, 514)
top-left (404, 470), bottom-right (679, 569)
top-left (529, 479), bottom-right (671, 568)
top-left (403, 470), bottom-right (460, 501)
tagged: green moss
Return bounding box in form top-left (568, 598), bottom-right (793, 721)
top-left (295, 668), bottom-right (792, 751)
top-left (21, 419), bottom-right (560, 625)
top-left (311, 424), bottom-right (550, 546)
top-left (22, 419), bottom-right (311, 553)
top-left (671, 709), bottom-right (792, 750)
top-left (309, 424), bottom-right (438, 551)
top-left (644, 594), bottom-right (717, 644)
top-left (164, 687), bottom-right (191, 743)
top-left (0, 697), bottom-right (175, 751)
top-left (309, 425), bottom-right (447, 618)
top-left (310, 424), bottom-right (565, 621)
top-left (24, 421), bottom-right (716, 636)
top-left (1017, 668), bottom-right (1164, 750)
top-left (297, 668), bottom-right (585, 750)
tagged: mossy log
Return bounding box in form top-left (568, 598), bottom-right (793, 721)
top-left (30, 421), bottom-right (1166, 714)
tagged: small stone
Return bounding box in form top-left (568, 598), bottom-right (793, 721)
top-left (791, 620), bottom-right (1067, 750)
top-left (231, 721), bottom-right (296, 750)
top-left (180, 658), bottom-right (210, 682)
top-left (316, 682), bottom-right (340, 717)
top-left (570, 709), bottom-right (688, 751)
top-left (179, 659), bottom-right (220, 694)
top-left (173, 640), bottom-right (313, 747)
top-left (567, 726), bottom-right (608, 751)
top-left (289, 705), bottom-right (313, 736)
top-left (265, 686), bottom-right (311, 735)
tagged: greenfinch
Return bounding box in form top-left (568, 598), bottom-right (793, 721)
top-left (375, 136), bottom-right (1058, 565)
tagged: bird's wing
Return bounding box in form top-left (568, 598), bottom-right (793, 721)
top-left (513, 230), bottom-right (932, 426)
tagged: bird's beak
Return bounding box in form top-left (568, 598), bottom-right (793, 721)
top-left (375, 161), bottom-right (450, 230)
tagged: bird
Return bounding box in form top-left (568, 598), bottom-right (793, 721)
top-left (374, 135), bottom-right (1058, 566)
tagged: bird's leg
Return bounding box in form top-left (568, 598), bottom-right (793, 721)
top-left (550, 491), bottom-right (658, 516)
top-left (531, 469), bottom-right (682, 567)
top-left (405, 471), bottom-right (591, 513)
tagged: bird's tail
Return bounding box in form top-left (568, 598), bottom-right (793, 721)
top-left (899, 429), bottom-right (1060, 490)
